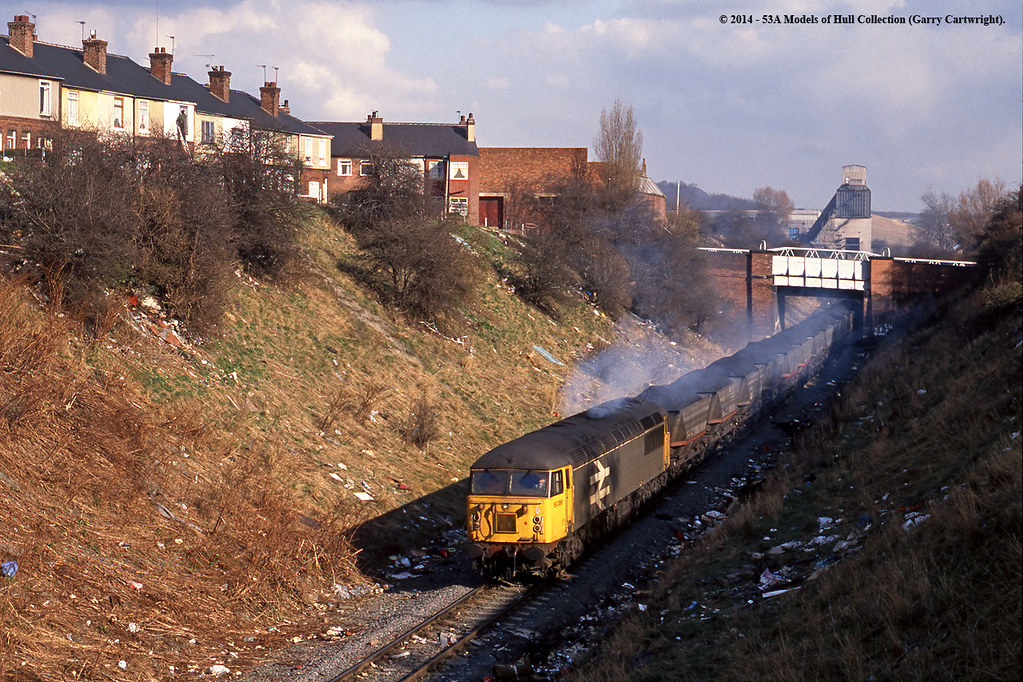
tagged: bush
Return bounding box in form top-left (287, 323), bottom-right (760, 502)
top-left (358, 219), bottom-right (480, 318)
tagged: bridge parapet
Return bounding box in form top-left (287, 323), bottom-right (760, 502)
top-left (769, 247), bottom-right (870, 291)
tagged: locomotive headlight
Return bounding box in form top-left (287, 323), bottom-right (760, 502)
top-left (472, 511), bottom-right (480, 521)
top-left (501, 504), bottom-right (509, 511)
top-left (533, 523), bottom-right (542, 533)
top-left (532, 516), bottom-right (542, 525)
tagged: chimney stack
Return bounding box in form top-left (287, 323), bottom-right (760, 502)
top-left (278, 99), bottom-right (290, 116)
top-left (149, 47), bottom-right (173, 85)
top-left (465, 113), bottom-right (475, 143)
top-left (7, 15), bottom-right (34, 58)
top-left (368, 111), bottom-right (383, 141)
top-left (83, 30), bottom-right (108, 74)
top-left (260, 82), bottom-right (280, 116)
top-left (208, 65), bottom-right (231, 102)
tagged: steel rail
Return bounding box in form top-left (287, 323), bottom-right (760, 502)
top-left (326, 583), bottom-right (488, 681)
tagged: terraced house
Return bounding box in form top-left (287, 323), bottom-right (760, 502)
top-left (312, 112), bottom-right (480, 223)
top-left (0, 14), bottom-right (331, 202)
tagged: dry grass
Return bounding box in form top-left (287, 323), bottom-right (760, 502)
top-left (1, 212), bottom-right (668, 679)
top-left (568, 277), bottom-right (1022, 681)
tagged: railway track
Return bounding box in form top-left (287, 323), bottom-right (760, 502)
top-left (328, 580), bottom-right (546, 681)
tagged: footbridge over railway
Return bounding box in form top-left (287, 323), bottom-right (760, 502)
top-left (701, 246), bottom-right (976, 337)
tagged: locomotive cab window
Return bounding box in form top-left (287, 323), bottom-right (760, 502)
top-left (509, 471), bottom-right (549, 497)
top-left (551, 470), bottom-right (564, 496)
top-left (470, 470), bottom-right (508, 495)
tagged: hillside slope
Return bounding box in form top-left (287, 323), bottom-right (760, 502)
top-left (567, 258), bottom-right (1022, 679)
top-left (0, 212), bottom-right (722, 679)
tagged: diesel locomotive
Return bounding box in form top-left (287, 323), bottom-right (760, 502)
top-left (466, 305), bottom-right (856, 573)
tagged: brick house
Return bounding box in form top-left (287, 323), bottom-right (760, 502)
top-left (312, 112), bottom-right (479, 223)
top-left (0, 14), bottom-right (331, 202)
top-left (477, 147), bottom-right (666, 228)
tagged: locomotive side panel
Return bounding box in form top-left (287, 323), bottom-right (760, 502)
top-left (571, 423), bottom-right (667, 532)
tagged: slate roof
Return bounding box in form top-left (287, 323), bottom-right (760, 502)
top-left (0, 37), bottom-right (328, 137)
top-left (310, 121), bottom-right (478, 157)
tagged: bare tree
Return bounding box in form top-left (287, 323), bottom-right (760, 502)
top-left (915, 190), bottom-right (958, 254)
top-left (950, 178), bottom-right (1008, 248)
top-left (593, 99), bottom-right (643, 203)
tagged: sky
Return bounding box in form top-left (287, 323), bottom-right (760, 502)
top-left (13, 0), bottom-right (1023, 211)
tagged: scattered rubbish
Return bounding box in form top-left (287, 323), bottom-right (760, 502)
top-left (759, 568), bottom-right (783, 588)
top-left (763, 587), bottom-right (800, 598)
top-left (916, 388), bottom-right (927, 395)
top-left (206, 664), bottom-right (231, 676)
top-left (354, 492), bottom-right (374, 501)
top-left (439, 631), bottom-right (457, 646)
top-left (1, 561), bottom-right (17, 578)
top-left (127, 622), bottom-right (140, 634)
top-left (531, 345), bottom-right (565, 366)
top-left (902, 512), bottom-right (930, 531)
top-left (387, 476), bottom-right (411, 490)
top-left (128, 581), bottom-right (143, 591)
top-left (118, 660), bottom-right (127, 671)
top-left (391, 650), bottom-right (410, 658)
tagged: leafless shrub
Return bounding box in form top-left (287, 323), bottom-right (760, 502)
top-left (319, 389), bottom-right (350, 432)
top-left (401, 394), bottom-right (440, 451)
top-left (353, 382), bottom-right (389, 422)
top-left (357, 219), bottom-right (481, 318)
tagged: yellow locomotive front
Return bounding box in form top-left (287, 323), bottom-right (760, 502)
top-left (467, 466), bottom-right (573, 570)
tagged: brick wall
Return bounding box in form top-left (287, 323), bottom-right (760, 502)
top-left (478, 147), bottom-right (589, 193)
top-left (869, 258), bottom-right (974, 319)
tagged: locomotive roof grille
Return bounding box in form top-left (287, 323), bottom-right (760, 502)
top-left (471, 397), bottom-right (666, 471)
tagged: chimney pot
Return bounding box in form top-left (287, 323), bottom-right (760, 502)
top-left (368, 111), bottom-right (383, 141)
top-left (8, 14), bottom-right (35, 58)
top-left (260, 82), bottom-right (281, 116)
top-left (150, 46), bottom-right (174, 85)
top-left (83, 33), bottom-right (109, 74)
top-left (208, 65), bottom-right (231, 102)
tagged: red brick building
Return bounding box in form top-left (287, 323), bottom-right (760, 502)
top-left (477, 147), bottom-right (666, 229)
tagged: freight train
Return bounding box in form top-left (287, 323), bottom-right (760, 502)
top-left (466, 305), bottom-right (856, 574)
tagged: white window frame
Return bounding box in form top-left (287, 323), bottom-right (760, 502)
top-left (67, 91), bottom-right (79, 127)
top-left (359, 160), bottom-right (374, 176)
top-left (428, 159), bottom-right (444, 179)
top-left (21, 130), bottom-right (30, 149)
top-left (39, 80), bottom-right (51, 116)
top-left (112, 97), bottom-right (124, 129)
top-left (304, 138), bottom-right (313, 163)
top-left (138, 100), bottom-right (149, 132)
top-left (337, 159), bottom-right (352, 176)
top-left (448, 161), bottom-right (468, 181)
top-left (201, 119), bottom-right (216, 144)
top-left (448, 196), bottom-right (469, 216)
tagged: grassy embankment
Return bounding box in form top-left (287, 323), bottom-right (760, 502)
top-left (0, 211), bottom-right (718, 680)
top-left (567, 267), bottom-right (1022, 679)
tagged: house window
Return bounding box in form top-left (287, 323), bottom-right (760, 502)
top-left (68, 92), bottom-right (79, 127)
top-left (448, 161), bottom-right (468, 180)
top-left (177, 105), bottom-right (189, 137)
top-left (308, 180), bottom-right (320, 198)
top-left (201, 120), bottom-right (216, 144)
top-left (448, 196), bottom-right (468, 216)
top-left (138, 100), bottom-right (149, 132)
top-left (428, 160), bottom-right (444, 179)
top-left (284, 135), bottom-right (291, 154)
top-left (359, 160), bottom-right (374, 176)
top-left (304, 138), bottom-right (313, 162)
top-left (113, 98), bottom-right (124, 129)
top-left (6, 129), bottom-right (15, 150)
top-left (318, 139), bottom-right (327, 166)
top-left (21, 131), bottom-right (30, 149)
top-left (337, 159), bottom-right (352, 176)
top-left (39, 81), bottom-right (51, 116)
